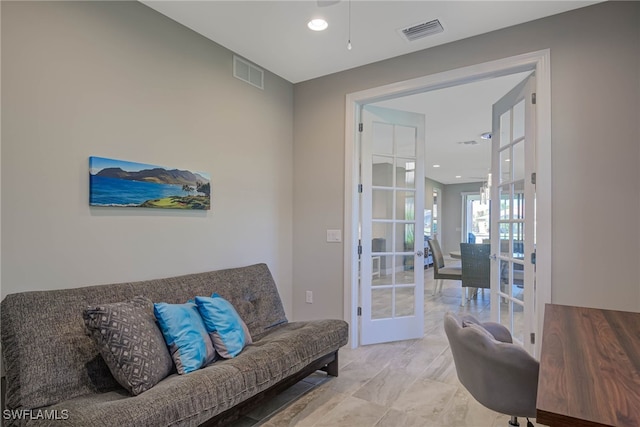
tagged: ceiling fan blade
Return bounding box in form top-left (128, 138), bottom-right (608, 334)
top-left (317, 0), bottom-right (341, 7)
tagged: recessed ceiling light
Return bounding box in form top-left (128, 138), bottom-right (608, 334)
top-left (433, 164), bottom-right (440, 168)
top-left (308, 19), bottom-right (328, 31)
top-left (455, 175), bottom-right (462, 178)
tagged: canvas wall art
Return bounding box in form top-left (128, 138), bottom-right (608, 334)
top-left (89, 157), bottom-right (211, 210)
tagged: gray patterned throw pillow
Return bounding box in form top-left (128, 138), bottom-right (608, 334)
top-left (83, 296), bottom-right (173, 395)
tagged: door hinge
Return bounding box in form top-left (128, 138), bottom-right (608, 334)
top-left (532, 93), bottom-right (537, 104)
top-left (358, 123), bottom-right (363, 132)
top-left (357, 307), bottom-right (362, 316)
top-left (358, 184), bottom-right (363, 193)
top-left (530, 332), bottom-right (536, 344)
top-left (357, 244), bottom-right (362, 256)
top-left (531, 172), bottom-right (536, 185)
top-left (531, 251), bottom-right (536, 265)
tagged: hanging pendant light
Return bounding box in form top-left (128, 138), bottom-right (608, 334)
top-left (480, 172), bottom-right (492, 205)
top-left (347, 0), bottom-right (352, 50)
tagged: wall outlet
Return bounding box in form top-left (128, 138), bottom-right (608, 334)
top-left (305, 290), bottom-right (313, 304)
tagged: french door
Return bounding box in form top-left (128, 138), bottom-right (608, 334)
top-left (360, 105), bottom-right (425, 345)
top-left (490, 73), bottom-right (537, 354)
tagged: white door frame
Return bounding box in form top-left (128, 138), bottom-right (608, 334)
top-left (344, 50), bottom-right (552, 348)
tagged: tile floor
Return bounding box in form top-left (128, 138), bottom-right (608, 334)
top-left (232, 261), bottom-right (530, 427)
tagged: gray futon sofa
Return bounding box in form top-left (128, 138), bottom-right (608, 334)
top-left (1, 263), bottom-right (349, 426)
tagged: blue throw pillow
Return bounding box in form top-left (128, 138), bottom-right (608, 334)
top-left (154, 302), bottom-right (216, 374)
top-left (195, 294), bottom-right (252, 358)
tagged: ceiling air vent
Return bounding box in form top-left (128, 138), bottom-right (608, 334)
top-left (398, 19), bottom-right (444, 42)
top-left (233, 56), bottom-right (264, 90)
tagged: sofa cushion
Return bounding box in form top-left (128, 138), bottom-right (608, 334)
top-left (224, 320), bottom-right (349, 391)
top-left (195, 294), bottom-right (252, 358)
top-left (41, 319), bottom-right (349, 426)
top-left (154, 302), bottom-right (217, 374)
top-left (83, 296), bottom-right (174, 395)
top-left (131, 264), bottom-right (288, 340)
top-left (1, 284), bottom-right (132, 411)
top-left (43, 364), bottom-right (246, 427)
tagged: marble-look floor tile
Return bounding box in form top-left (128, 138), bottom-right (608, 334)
top-left (437, 387), bottom-right (500, 427)
top-left (394, 335), bottom-right (449, 377)
top-left (374, 408), bottom-right (431, 427)
top-left (261, 385), bottom-right (348, 427)
top-left (301, 372), bottom-right (330, 386)
top-left (420, 348), bottom-right (459, 385)
top-left (311, 396), bottom-right (388, 427)
top-left (391, 377), bottom-right (458, 422)
top-left (245, 380), bottom-right (315, 420)
top-left (352, 364), bottom-right (418, 406)
top-left (325, 357), bottom-right (386, 395)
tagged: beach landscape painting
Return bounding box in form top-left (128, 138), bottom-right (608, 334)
top-left (89, 157), bottom-right (211, 210)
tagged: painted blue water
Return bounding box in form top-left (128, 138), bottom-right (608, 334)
top-left (90, 175), bottom-right (201, 207)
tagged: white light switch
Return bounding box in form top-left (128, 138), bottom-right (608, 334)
top-left (326, 229), bottom-right (342, 243)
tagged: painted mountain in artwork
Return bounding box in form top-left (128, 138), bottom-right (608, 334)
top-left (96, 167), bottom-right (209, 186)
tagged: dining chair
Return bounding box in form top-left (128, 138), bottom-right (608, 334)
top-left (460, 243), bottom-right (491, 306)
top-left (499, 239), bottom-right (524, 288)
top-left (427, 238), bottom-right (462, 296)
top-left (444, 312), bottom-right (538, 427)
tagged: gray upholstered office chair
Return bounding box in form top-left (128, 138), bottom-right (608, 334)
top-left (444, 312), bottom-right (539, 427)
top-left (460, 243), bottom-right (491, 305)
top-left (427, 238), bottom-right (462, 296)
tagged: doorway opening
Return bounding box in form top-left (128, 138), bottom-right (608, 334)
top-left (344, 50), bottom-right (551, 354)
top-left (463, 192), bottom-right (490, 245)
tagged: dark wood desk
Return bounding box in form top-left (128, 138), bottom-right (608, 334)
top-left (537, 304), bottom-right (640, 427)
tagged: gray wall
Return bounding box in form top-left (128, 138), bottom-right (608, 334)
top-left (292, 1), bottom-right (640, 320)
top-left (1, 2), bottom-right (295, 315)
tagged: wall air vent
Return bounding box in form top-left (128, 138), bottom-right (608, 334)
top-left (398, 19), bottom-right (444, 42)
top-left (233, 56), bottom-right (264, 90)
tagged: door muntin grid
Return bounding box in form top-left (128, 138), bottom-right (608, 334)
top-left (495, 97), bottom-right (527, 345)
top-left (371, 121), bottom-right (418, 320)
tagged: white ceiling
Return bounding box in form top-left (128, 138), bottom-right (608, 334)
top-left (141, 0), bottom-right (599, 84)
top-left (374, 71), bottom-right (531, 184)
top-left (140, 0), bottom-right (599, 185)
